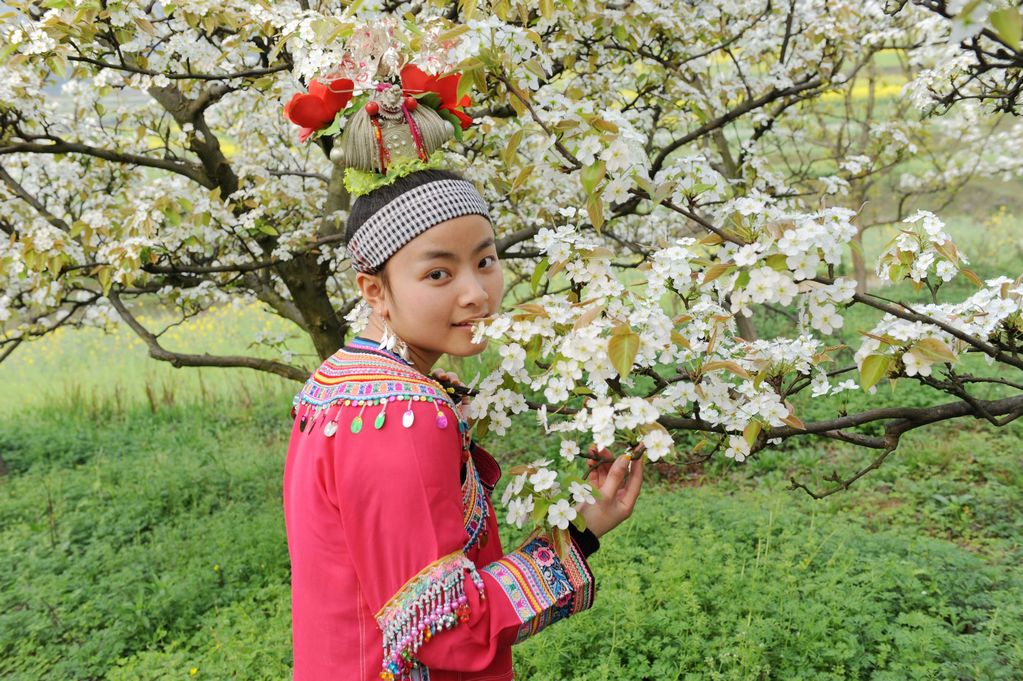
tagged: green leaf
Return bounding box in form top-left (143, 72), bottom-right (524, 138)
top-left (743, 420), bottom-right (762, 448)
top-left (651, 180), bottom-right (673, 206)
top-left (530, 257), bottom-right (549, 294)
top-left (990, 8), bottom-right (1022, 49)
top-left (459, 0), bottom-right (478, 21)
top-left (503, 129), bottom-right (524, 166)
top-left (0, 43), bottom-right (19, 63)
top-left (435, 108), bottom-right (464, 141)
top-left (473, 415), bottom-right (490, 439)
top-left (532, 498), bottom-right (551, 524)
top-left (511, 164), bottom-right (533, 191)
top-left (97, 267), bottom-right (113, 296)
top-left (580, 161), bottom-right (606, 194)
top-left (859, 354), bottom-right (891, 391)
top-left (608, 324), bottom-right (640, 379)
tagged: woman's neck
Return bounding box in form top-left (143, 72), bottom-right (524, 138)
top-left (357, 323), bottom-right (438, 376)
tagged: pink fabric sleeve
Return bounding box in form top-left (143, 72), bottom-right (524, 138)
top-left (330, 399), bottom-right (595, 679)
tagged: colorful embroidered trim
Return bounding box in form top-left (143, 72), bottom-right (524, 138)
top-left (461, 455), bottom-right (490, 553)
top-left (480, 534), bottom-right (594, 644)
top-left (291, 339), bottom-right (471, 445)
top-left (294, 339), bottom-right (455, 410)
top-left (375, 551), bottom-right (485, 680)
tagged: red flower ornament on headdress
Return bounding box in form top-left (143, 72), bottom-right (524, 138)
top-left (399, 64), bottom-right (473, 130)
top-left (284, 78), bottom-right (355, 142)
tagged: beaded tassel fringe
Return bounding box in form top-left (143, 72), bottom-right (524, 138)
top-left (376, 552), bottom-right (485, 680)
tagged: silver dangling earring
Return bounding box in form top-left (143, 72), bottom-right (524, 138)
top-left (379, 319), bottom-right (411, 362)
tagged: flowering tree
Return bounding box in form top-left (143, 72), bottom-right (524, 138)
top-left (899, 0), bottom-right (1023, 112)
top-left (2, 1), bottom-right (1023, 534)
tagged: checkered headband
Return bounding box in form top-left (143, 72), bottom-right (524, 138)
top-left (346, 179), bottom-right (491, 273)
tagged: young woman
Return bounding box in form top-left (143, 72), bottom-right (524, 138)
top-left (284, 169), bottom-right (644, 680)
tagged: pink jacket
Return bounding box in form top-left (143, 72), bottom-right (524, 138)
top-left (284, 338), bottom-right (595, 680)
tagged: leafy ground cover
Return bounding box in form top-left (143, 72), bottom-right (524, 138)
top-left (1, 390), bottom-right (1021, 680)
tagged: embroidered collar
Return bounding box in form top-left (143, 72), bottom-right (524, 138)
top-left (294, 338), bottom-right (457, 412)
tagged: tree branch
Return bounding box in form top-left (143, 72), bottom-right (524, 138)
top-left (0, 140), bottom-right (212, 187)
top-left (66, 55), bottom-right (291, 81)
top-left (650, 74), bottom-right (824, 175)
top-left (0, 164), bottom-right (71, 232)
top-left (108, 291), bottom-right (309, 382)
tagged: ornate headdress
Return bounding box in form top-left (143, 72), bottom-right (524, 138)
top-left (284, 64), bottom-right (474, 197)
top-left (285, 58), bottom-right (490, 273)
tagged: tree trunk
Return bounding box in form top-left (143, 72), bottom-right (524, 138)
top-left (737, 313), bottom-right (758, 341)
top-left (276, 164), bottom-right (353, 362)
top-left (276, 254), bottom-right (349, 360)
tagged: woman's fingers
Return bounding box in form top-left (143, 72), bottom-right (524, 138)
top-left (617, 455), bottom-right (643, 510)
top-left (599, 455), bottom-right (632, 498)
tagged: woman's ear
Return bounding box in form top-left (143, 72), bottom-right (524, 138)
top-left (355, 272), bottom-right (387, 318)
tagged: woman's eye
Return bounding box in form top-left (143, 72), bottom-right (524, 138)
top-left (427, 270), bottom-right (449, 281)
top-left (480, 255), bottom-right (497, 268)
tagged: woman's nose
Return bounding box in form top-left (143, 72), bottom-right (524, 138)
top-left (459, 273), bottom-right (490, 306)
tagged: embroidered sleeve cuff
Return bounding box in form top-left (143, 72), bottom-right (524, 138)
top-left (480, 533), bottom-right (595, 644)
top-left (375, 551), bottom-right (485, 680)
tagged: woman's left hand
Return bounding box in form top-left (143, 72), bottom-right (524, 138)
top-left (580, 444), bottom-right (644, 539)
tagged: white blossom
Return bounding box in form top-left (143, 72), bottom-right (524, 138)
top-left (547, 499), bottom-right (577, 530)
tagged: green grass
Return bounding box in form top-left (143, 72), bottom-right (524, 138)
top-left (0, 301), bottom-right (312, 414)
top-left (1, 396), bottom-right (1021, 679)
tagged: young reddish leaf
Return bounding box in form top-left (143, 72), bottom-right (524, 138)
top-left (702, 360), bottom-right (750, 379)
top-left (702, 262), bottom-right (735, 285)
top-left (670, 331), bottom-right (691, 349)
top-left (913, 338), bottom-right (957, 363)
top-left (586, 193), bottom-right (605, 231)
top-left (961, 268), bottom-right (983, 287)
top-left (574, 304), bottom-right (604, 329)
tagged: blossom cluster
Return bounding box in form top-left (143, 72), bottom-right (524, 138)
top-left (500, 457), bottom-right (596, 532)
top-left (855, 276), bottom-right (1023, 380)
top-left (876, 211), bottom-right (970, 286)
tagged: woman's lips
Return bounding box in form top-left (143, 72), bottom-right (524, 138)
top-left (453, 317), bottom-right (488, 327)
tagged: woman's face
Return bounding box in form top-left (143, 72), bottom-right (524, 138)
top-left (370, 213), bottom-right (504, 371)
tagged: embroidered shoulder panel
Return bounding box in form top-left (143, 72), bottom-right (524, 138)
top-left (294, 343), bottom-right (456, 412)
top-left (375, 550), bottom-right (484, 680)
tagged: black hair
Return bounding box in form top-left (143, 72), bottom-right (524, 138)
top-left (344, 168), bottom-right (470, 266)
